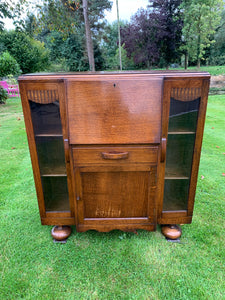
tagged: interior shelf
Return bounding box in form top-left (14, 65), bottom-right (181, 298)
top-left (44, 194), bottom-right (70, 212)
top-left (165, 134), bottom-right (195, 180)
top-left (163, 179), bottom-right (189, 211)
top-left (36, 136), bottom-right (66, 176)
top-left (42, 176), bottom-right (70, 212)
top-left (41, 171), bottom-right (67, 177)
top-left (168, 101), bottom-right (200, 133)
top-left (35, 132), bottom-right (63, 138)
top-left (168, 131), bottom-right (195, 135)
top-left (165, 164), bottom-right (191, 179)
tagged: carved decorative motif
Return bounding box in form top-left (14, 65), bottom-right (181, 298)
top-left (27, 90), bottom-right (59, 104)
top-left (171, 88), bottom-right (201, 101)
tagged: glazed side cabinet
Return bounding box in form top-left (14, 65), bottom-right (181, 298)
top-left (18, 72), bottom-right (210, 240)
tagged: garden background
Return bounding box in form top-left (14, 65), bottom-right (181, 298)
top-left (0, 0), bottom-right (225, 299)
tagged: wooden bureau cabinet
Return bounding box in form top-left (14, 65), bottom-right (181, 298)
top-left (18, 72), bottom-right (210, 240)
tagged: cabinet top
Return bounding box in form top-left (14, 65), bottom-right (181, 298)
top-left (18, 71), bottom-right (210, 82)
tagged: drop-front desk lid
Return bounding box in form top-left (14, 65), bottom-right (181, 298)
top-left (66, 75), bottom-right (163, 144)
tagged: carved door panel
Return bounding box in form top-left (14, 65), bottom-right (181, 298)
top-left (72, 146), bottom-right (158, 232)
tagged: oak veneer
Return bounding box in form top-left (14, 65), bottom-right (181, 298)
top-left (18, 71), bottom-right (210, 240)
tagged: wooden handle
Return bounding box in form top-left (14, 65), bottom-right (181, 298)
top-left (101, 151), bottom-right (129, 160)
top-left (161, 138), bottom-right (167, 163)
top-left (64, 139), bottom-right (70, 163)
top-left (63, 139), bottom-right (70, 163)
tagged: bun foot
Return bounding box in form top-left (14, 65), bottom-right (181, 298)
top-left (51, 226), bottom-right (72, 241)
top-left (161, 224), bottom-right (182, 240)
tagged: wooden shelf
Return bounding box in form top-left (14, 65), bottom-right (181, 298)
top-left (35, 133), bottom-right (63, 137)
top-left (168, 131), bottom-right (195, 135)
top-left (42, 176), bottom-right (70, 212)
top-left (165, 167), bottom-right (190, 179)
top-left (163, 195), bottom-right (188, 211)
top-left (164, 176), bottom-right (189, 180)
top-left (41, 174), bottom-right (67, 177)
top-left (163, 179), bottom-right (189, 211)
top-left (168, 109), bottom-right (199, 134)
top-left (45, 194), bottom-right (70, 212)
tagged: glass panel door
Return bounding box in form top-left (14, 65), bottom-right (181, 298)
top-left (29, 100), bottom-right (70, 212)
top-left (163, 96), bottom-right (200, 211)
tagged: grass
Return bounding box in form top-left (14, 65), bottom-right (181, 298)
top-left (45, 64), bottom-right (225, 76)
top-left (0, 96), bottom-right (225, 300)
top-left (183, 65), bottom-right (225, 76)
top-left (157, 65), bottom-right (225, 76)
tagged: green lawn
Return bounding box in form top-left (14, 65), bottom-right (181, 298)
top-left (156, 65), bottom-right (225, 76)
top-left (183, 65), bottom-right (225, 75)
top-left (0, 96), bottom-right (224, 300)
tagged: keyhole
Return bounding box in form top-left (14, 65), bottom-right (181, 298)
top-left (114, 83), bottom-right (116, 87)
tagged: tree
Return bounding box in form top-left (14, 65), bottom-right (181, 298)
top-left (121, 0), bottom-right (183, 69)
top-left (116, 0), bottom-right (122, 70)
top-left (33, 0), bottom-right (112, 71)
top-left (101, 21), bottom-right (128, 70)
top-left (209, 9), bottom-right (225, 65)
top-left (82, 0), bottom-right (95, 71)
top-left (0, 1), bottom-right (12, 30)
top-left (0, 0), bottom-right (29, 31)
top-left (148, 0), bottom-right (183, 69)
top-left (181, 0), bottom-right (223, 68)
top-left (121, 9), bottom-right (160, 68)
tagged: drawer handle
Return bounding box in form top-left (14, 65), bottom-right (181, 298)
top-left (101, 151), bottom-right (129, 160)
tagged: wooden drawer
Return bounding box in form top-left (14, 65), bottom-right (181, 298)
top-left (72, 146), bottom-right (159, 166)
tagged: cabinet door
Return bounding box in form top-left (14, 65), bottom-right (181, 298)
top-left (72, 146), bottom-right (158, 232)
top-left (19, 81), bottom-right (75, 225)
top-left (158, 78), bottom-right (210, 224)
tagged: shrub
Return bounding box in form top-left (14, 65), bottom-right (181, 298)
top-left (210, 55), bottom-right (225, 66)
top-left (0, 51), bottom-right (21, 77)
top-left (0, 31), bottom-right (50, 73)
top-left (0, 86), bottom-right (8, 104)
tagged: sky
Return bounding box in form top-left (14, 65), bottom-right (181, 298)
top-left (105, 0), bottom-right (149, 23)
top-left (4, 0), bottom-right (149, 29)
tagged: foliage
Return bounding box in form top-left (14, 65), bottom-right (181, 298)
top-left (44, 31), bottom-right (105, 71)
top-left (24, 13), bottom-right (37, 37)
top-left (149, 0), bottom-right (183, 68)
top-left (101, 21), bottom-right (134, 70)
top-left (7, 74), bottom-right (20, 85)
top-left (121, 8), bottom-right (159, 68)
top-left (0, 1), bottom-right (12, 31)
top-left (0, 86), bottom-right (8, 104)
top-left (181, 0), bottom-right (224, 67)
top-left (0, 95), bottom-right (224, 299)
top-left (0, 31), bottom-right (50, 73)
top-left (121, 0), bottom-right (183, 69)
top-left (0, 51), bottom-right (21, 78)
top-left (60, 33), bottom-right (89, 71)
top-left (0, 0), bottom-right (28, 31)
top-left (33, 0), bottom-right (112, 71)
top-left (209, 10), bottom-right (225, 65)
top-left (45, 31), bottom-right (66, 63)
top-left (114, 44), bottom-right (136, 70)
